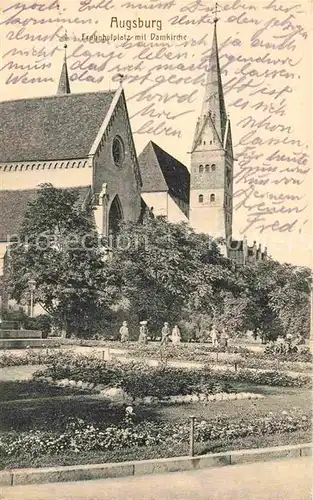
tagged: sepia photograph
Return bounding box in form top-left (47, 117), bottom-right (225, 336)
top-left (0, 0), bottom-right (312, 498)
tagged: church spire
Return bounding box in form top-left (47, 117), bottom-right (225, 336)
top-left (57, 38), bottom-right (71, 95)
top-left (201, 5), bottom-right (227, 142)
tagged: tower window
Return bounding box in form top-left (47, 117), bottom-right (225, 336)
top-left (203, 141), bottom-right (206, 145)
top-left (199, 165), bottom-right (204, 173)
top-left (198, 194), bottom-right (204, 203)
top-left (211, 164), bottom-right (216, 171)
top-left (205, 164), bottom-right (210, 173)
top-left (210, 194), bottom-right (215, 203)
top-left (210, 140), bottom-right (212, 145)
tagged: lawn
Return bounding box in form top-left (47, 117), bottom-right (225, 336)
top-left (0, 378), bottom-right (310, 432)
top-left (0, 365), bottom-right (43, 382)
top-left (153, 384), bottom-right (312, 423)
top-left (0, 360), bottom-right (311, 470)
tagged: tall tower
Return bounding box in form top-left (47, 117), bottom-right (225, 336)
top-left (189, 14), bottom-right (234, 245)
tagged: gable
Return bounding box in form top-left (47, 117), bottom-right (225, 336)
top-left (192, 113), bottom-right (223, 153)
top-left (138, 141), bottom-right (190, 204)
top-left (0, 92), bottom-right (115, 162)
top-left (138, 142), bottom-right (168, 193)
top-left (151, 142), bottom-right (190, 204)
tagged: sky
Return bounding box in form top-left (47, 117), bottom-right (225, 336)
top-left (1, 0), bottom-right (312, 267)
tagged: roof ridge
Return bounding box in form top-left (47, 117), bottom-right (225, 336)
top-left (148, 141), bottom-right (168, 188)
top-left (0, 90), bottom-right (115, 105)
top-left (150, 141), bottom-right (188, 171)
top-left (0, 185), bottom-right (91, 193)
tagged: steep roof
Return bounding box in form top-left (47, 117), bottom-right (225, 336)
top-left (200, 21), bottom-right (227, 143)
top-left (138, 141), bottom-right (190, 204)
top-left (57, 57), bottom-right (71, 95)
top-left (0, 187), bottom-right (91, 242)
top-left (0, 92), bottom-right (115, 162)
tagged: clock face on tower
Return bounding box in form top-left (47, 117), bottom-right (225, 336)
top-left (112, 136), bottom-right (125, 167)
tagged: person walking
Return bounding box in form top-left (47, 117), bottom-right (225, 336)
top-left (171, 324), bottom-right (181, 345)
top-left (161, 322), bottom-right (170, 345)
top-left (119, 321), bottom-right (129, 343)
top-left (138, 321), bottom-right (148, 344)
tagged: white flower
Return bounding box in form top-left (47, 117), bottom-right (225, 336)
top-left (125, 406), bottom-right (133, 414)
top-left (282, 411), bottom-right (288, 415)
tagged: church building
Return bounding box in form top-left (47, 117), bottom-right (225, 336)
top-left (0, 20), bottom-right (267, 286)
top-left (0, 49), bottom-right (143, 276)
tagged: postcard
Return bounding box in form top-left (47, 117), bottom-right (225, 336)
top-left (0, 0), bottom-right (312, 499)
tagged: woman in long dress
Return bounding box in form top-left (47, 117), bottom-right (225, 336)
top-left (138, 321), bottom-right (148, 344)
top-left (119, 321), bottom-right (129, 342)
top-left (171, 325), bottom-right (181, 345)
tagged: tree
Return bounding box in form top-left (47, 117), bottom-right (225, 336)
top-left (6, 184), bottom-right (114, 337)
top-left (236, 260), bottom-right (311, 341)
top-left (105, 217), bottom-right (226, 334)
top-left (269, 265), bottom-right (311, 339)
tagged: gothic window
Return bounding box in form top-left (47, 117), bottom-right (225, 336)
top-left (112, 135), bottom-right (125, 167)
top-left (199, 165), bottom-right (204, 173)
top-left (109, 195), bottom-right (123, 234)
top-left (198, 194), bottom-right (204, 203)
top-left (210, 194), bottom-right (215, 203)
top-left (205, 164), bottom-right (210, 173)
top-left (211, 164), bottom-right (216, 171)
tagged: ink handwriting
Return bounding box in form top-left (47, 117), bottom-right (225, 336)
top-left (0, 0), bottom-right (310, 258)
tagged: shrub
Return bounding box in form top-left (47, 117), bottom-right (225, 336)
top-left (23, 315), bottom-right (52, 338)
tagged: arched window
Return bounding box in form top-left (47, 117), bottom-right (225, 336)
top-left (205, 164), bottom-right (210, 173)
top-left (198, 194), bottom-right (204, 203)
top-left (203, 141), bottom-right (206, 145)
top-left (210, 194), bottom-right (215, 203)
top-left (210, 140), bottom-right (212, 145)
top-left (211, 164), bottom-right (216, 171)
top-left (109, 195), bottom-right (123, 234)
top-left (199, 165), bottom-right (204, 173)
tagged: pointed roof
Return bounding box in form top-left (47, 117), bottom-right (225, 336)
top-left (201, 20), bottom-right (227, 143)
top-left (138, 141), bottom-right (190, 204)
top-left (0, 91), bottom-right (115, 162)
top-left (57, 44), bottom-right (71, 95)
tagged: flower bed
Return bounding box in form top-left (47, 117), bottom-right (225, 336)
top-left (0, 350), bottom-right (73, 368)
top-left (34, 358), bottom-right (233, 398)
top-left (61, 338), bottom-right (313, 363)
top-left (1, 410), bottom-right (311, 462)
top-left (33, 353), bottom-right (312, 392)
top-left (1, 344), bottom-right (311, 374)
top-left (37, 375), bottom-right (264, 405)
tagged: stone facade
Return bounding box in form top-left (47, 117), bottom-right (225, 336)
top-left (189, 21), bottom-right (267, 264)
top-left (92, 91), bottom-right (142, 235)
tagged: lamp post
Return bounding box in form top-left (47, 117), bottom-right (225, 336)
top-left (27, 279), bottom-right (36, 318)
